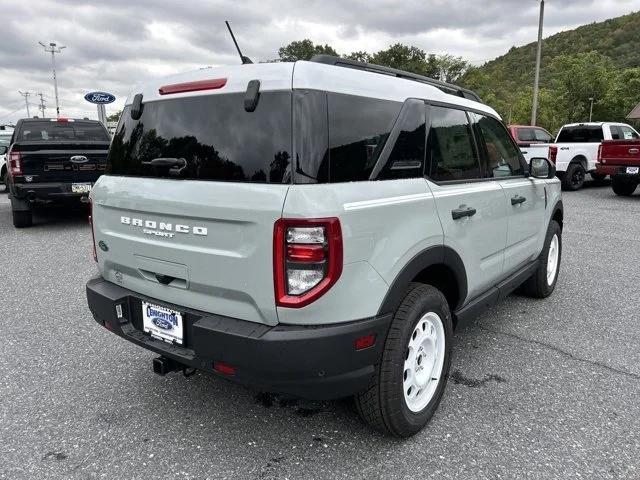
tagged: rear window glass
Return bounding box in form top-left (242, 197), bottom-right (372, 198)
top-left (556, 125), bottom-right (604, 143)
top-left (107, 92), bottom-right (292, 183)
top-left (17, 121), bottom-right (109, 142)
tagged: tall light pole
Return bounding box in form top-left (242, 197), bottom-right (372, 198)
top-left (589, 97), bottom-right (594, 122)
top-left (39, 41), bottom-right (66, 118)
top-left (531, 0), bottom-right (545, 126)
top-left (18, 90), bottom-right (31, 117)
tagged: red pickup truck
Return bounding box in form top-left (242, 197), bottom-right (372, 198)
top-left (596, 140), bottom-right (640, 196)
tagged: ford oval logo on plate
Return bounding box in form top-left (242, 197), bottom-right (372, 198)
top-left (151, 317), bottom-right (174, 331)
top-left (84, 91), bottom-right (116, 104)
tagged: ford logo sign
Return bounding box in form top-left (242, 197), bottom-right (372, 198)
top-left (70, 155), bottom-right (88, 163)
top-left (84, 91), bottom-right (116, 104)
top-left (152, 317), bottom-right (174, 330)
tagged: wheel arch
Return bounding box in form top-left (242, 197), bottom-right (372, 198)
top-left (551, 199), bottom-right (563, 230)
top-left (571, 155), bottom-right (588, 170)
top-left (377, 245), bottom-right (467, 317)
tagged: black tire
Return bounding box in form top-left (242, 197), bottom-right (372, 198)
top-left (590, 172), bottom-right (607, 183)
top-left (611, 176), bottom-right (638, 196)
top-left (1, 167), bottom-right (6, 192)
top-left (355, 284), bottom-right (453, 437)
top-left (561, 163), bottom-right (586, 191)
top-left (12, 209), bottom-right (33, 228)
top-left (522, 220), bottom-right (562, 298)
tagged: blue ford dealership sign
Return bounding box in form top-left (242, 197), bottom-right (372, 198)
top-left (84, 92), bottom-right (116, 104)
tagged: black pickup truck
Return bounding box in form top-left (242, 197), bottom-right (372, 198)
top-left (0, 118), bottom-right (111, 228)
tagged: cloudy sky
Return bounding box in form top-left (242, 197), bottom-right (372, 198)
top-left (1, 0), bottom-right (639, 124)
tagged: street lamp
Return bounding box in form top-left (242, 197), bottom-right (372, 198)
top-left (589, 97), bottom-right (594, 122)
top-left (39, 41), bottom-right (66, 118)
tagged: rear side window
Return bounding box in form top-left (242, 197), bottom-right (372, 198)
top-left (472, 114), bottom-right (524, 178)
top-left (327, 94), bottom-right (401, 182)
top-left (557, 125), bottom-right (604, 143)
top-left (517, 128), bottom-right (535, 142)
top-left (107, 92), bottom-right (292, 183)
top-left (610, 125), bottom-right (623, 140)
top-left (17, 121), bottom-right (109, 142)
top-left (426, 106), bottom-right (480, 182)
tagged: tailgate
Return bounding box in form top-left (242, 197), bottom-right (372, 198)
top-left (16, 142), bottom-right (109, 182)
top-left (600, 141), bottom-right (640, 166)
top-left (91, 176), bottom-right (289, 326)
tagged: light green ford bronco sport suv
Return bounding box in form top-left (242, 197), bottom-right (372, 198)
top-left (86, 56), bottom-right (563, 437)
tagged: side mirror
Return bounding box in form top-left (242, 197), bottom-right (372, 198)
top-left (0, 146), bottom-right (7, 155)
top-left (529, 157), bottom-right (556, 179)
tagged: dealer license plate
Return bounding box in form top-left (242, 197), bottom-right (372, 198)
top-left (626, 167), bottom-right (639, 175)
top-left (71, 183), bottom-right (92, 193)
top-left (142, 301), bottom-right (184, 345)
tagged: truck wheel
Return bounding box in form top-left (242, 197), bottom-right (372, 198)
top-left (355, 284), bottom-right (453, 437)
top-left (590, 172), bottom-right (606, 183)
top-left (522, 220), bottom-right (562, 298)
top-left (562, 163), bottom-right (585, 191)
top-left (1, 167), bottom-right (6, 192)
top-left (611, 176), bottom-right (638, 196)
top-left (12, 209), bottom-right (33, 228)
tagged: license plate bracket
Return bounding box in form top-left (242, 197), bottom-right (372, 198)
top-left (142, 301), bottom-right (184, 345)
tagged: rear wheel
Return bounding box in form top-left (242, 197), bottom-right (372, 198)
top-left (12, 208), bottom-right (32, 228)
top-left (562, 163), bottom-right (586, 191)
top-left (522, 220), bottom-right (561, 298)
top-left (611, 176), bottom-right (638, 196)
top-left (355, 284), bottom-right (452, 437)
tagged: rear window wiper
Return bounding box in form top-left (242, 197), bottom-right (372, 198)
top-left (142, 157), bottom-right (186, 168)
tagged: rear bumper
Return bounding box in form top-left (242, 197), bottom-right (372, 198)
top-left (86, 276), bottom-right (392, 400)
top-left (596, 163), bottom-right (640, 176)
top-left (9, 181), bottom-right (94, 201)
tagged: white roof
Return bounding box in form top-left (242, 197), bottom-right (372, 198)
top-left (124, 60), bottom-right (498, 118)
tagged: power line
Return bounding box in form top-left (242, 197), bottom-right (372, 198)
top-left (18, 90), bottom-right (31, 117)
top-left (39, 41), bottom-right (66, 118)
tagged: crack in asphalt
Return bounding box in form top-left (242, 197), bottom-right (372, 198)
top-left (477, 325), bottom-right (640, 382)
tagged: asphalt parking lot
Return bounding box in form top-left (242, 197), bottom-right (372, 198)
top-left (1, 182), bottom-right (639, 480)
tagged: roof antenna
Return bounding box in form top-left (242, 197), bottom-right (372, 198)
top-left (225, 21), bottom-right (253, 64)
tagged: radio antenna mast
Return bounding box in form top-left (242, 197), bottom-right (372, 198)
top-left (225, 21), bottom-right (253, 64)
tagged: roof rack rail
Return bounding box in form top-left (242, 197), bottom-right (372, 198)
top-left (309, 54), bottom-right (482, 103)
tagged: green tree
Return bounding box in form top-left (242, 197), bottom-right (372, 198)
top-left (107, 110), bottom-right (122, 122)
top-left (278, 40), bottom-right (338, 61)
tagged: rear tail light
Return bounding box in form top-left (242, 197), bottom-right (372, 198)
top-left (8, 149), bottom-right (22, 176)
top-left (89, 198), bottom-right (97, 262)
top-left (597, 144), bottom-right (604, 164)
top-left (213, 361), bottom-right (236, 376)
top-left (548, 145), bottom-right (558, 164)
top-left (274, 218), bottom-right (343, 308)
top-left (159, 78), bottom-right (227, 95)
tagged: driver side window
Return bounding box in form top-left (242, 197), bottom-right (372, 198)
top-left (471, 113), bottom-right (525, 178)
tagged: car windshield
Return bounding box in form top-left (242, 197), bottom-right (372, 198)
top-left (17, 121), bottom-right (109, 142)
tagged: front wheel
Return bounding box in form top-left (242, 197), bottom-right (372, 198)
top-left (611, 176), bottom-right (638, 196)
top-left (355, 284), bottom-right (453, 437)
top-left (562, 163), bottom-right (586, 191)
top-left (522, 220), bottom-right (562, 298)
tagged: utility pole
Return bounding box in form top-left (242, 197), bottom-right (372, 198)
top-left (589, 97), bottom-right (594, 122)
top-left (18, 90), bottom-right (31, 117)
top-left (531, 0), bottom-right (545, 126)
top-left (39, 41), bottom-right (66, 118)
top-left (36, 92), bottom-right (47, 117)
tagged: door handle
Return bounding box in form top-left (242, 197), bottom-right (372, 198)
top-left (511, 195), bottom-right (527, 206)
top-left (451, 205), bottom-right (477, 220)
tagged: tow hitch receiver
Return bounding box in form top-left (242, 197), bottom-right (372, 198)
top-left (152, 356), bottom-right (182, 376)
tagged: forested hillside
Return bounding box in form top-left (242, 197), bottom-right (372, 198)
top-left (460, 11), bottom-right (640, 132)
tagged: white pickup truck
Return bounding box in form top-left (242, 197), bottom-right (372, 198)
top-left (550, 122), bottom-right (640, 190)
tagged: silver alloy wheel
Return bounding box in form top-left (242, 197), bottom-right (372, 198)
top-left (546, 234), bottom-right (559, 286)
top-left (403, 312), bottom-right (446, 413)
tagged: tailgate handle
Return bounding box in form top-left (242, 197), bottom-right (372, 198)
top-left (629, 148), bottom-right (639, 155)
top-left (155, 274), bottom-right (175, 285)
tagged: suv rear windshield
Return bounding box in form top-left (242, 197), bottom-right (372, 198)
top-left (17, 121), bottom-right (109, 142)
top-left (556, 125), bottom-right (604, 143)
top-left (107, 92), bottom-right (292, 183)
